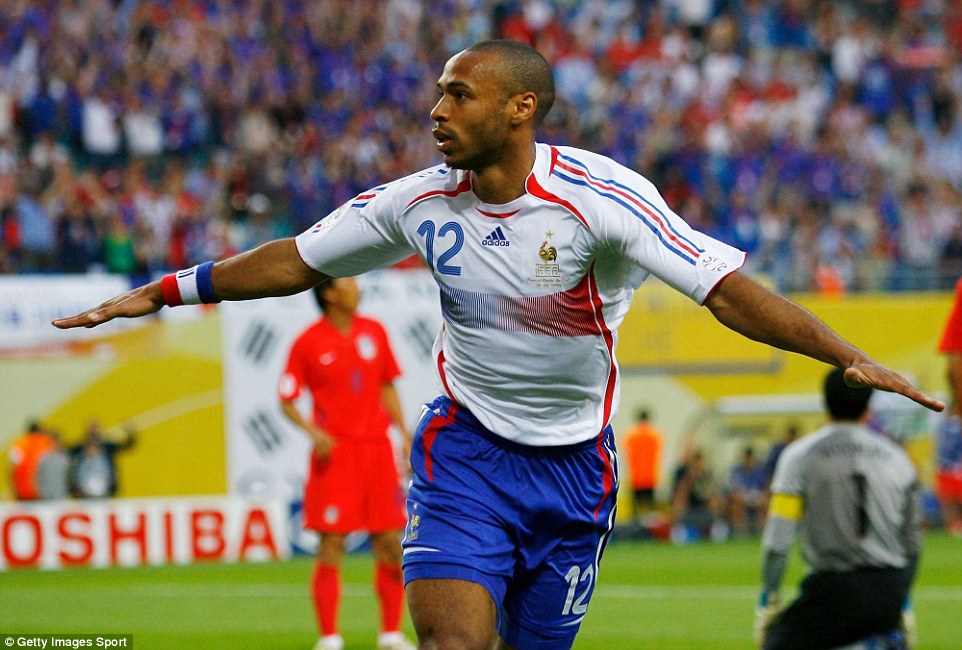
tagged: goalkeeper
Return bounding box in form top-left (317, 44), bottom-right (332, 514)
top-left (756, 368), bottom-right (921, 650)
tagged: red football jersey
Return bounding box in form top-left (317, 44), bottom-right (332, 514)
top-left (280, 315), bottom-right (401, 441)
top-left (940, 277), bottom-right (962, 353)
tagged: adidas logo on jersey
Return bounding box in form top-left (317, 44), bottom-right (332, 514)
top-left (482, 227), bottom-right (510, 246)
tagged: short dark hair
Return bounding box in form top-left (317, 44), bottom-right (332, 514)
top-left (467, 39), bottom-right (555, 127)
top-left (311, 278), bottom-right (335, 312)
top-left (823, 367), bottom-right (873, 421)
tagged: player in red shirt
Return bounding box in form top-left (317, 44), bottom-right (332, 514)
top-left (279, 277), bottom-right (413, 650)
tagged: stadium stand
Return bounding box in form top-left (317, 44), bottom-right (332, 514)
top-left (0, 0), bottom-right (961, 293)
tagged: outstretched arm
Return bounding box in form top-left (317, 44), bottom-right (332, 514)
top-left (52, 239), bottom-right (327, 329)
top-left (704, 272), bottom-right (944, 412)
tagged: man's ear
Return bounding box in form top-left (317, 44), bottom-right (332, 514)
top-left (508, 92), bottom-right (538, 126)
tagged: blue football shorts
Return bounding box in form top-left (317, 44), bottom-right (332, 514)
top-left (402, 396), bottom-right (619, 650)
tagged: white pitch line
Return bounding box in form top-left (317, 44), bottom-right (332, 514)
top-left (595, 584), bottom-right (962, 602)
top-left (596, 585), bottom-right (758, 600)
top-left (5, 583), bottom-right (961, 601)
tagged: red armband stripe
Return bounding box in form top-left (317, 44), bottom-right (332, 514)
top-left (161, 273), bottom-right (184, 307)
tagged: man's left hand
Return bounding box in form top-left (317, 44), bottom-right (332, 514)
top-left (753, 602), bottom-right (781, 647)
top-left (844, 363), bottom-right (944, 413)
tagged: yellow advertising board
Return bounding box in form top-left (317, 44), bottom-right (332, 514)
top-left (618, 280), bottom-right (782, 374)
top-left (618, 280), bottom-right (950, 387)
top-left (1, 314), bottom-right (225, 499)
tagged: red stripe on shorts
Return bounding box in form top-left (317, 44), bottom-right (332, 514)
top-left (421, 404), bottom-right (458, 482)
top-left (593, 432), bottom-right (614, 521)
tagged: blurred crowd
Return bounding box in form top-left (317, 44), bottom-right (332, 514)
top-left (1, 0), bottom-right (962, 292)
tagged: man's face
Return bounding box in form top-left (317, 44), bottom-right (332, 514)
top-left (327, 277), bottom-right (361, 313)
top-left (430, 50), bottom-right (513, 171)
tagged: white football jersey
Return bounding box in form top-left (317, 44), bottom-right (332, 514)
top-left (296, 143), bottom-right (745, 445)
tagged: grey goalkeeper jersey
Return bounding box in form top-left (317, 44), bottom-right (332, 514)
top-left (762, 422), bottom-right (921, 573)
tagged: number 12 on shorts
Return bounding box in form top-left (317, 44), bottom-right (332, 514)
top-left (562, 564), bottom-right (595, 616)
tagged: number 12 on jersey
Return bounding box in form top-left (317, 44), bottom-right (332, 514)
top-left (418, 220), bottom-right (463, 276)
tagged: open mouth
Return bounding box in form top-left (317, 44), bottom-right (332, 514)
top-left (433, 130), bottom-right (454, 152)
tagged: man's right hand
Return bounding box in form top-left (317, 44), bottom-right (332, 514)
top-left (309, 426), bottom-right (336, 458)
top-left (52, 282), bottom-right (165, 329)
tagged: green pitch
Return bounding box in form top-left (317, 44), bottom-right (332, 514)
top-left (1, 532), bottom-right (958, 649)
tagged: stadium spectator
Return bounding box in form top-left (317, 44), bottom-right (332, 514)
top-left (895, 182), bottom-right (944, 291)
top-left (7, 419), bottom-right (55, 501)
top-left (0, 204), bottom-right (19, 272)
top-left (80, 86), bottom-right (123, 172)
top-left (670, 448), bottom-right (726, 543)
top-left (122, 92), bottom-right (165, 161)
top-left (55, 197), bottom-right (102, 274)
top-left (68, 421), bottom-right (137, 499)
top-left (13, 177), bottom-right (56, 272)
top-left (936, 275), bottom-right (962, 537)
top-left (53, 39), bottom-right (943, 650)
top-left (623, 408), bottom-right (664, 521)
top-left (762, 424), bottom-right (800, 488)
top-left (0, 1), bottom-right (959, 289)
top-left (755, 368), bottom-right (920, 649)
top-left (35, 432), bottom-right (70, 500)
top-left (27, 133), bottom-right (70, 188)
top-left (726, 446), bottom-right (768, 537)
top-left (279, 278), bottom-right (414, 650)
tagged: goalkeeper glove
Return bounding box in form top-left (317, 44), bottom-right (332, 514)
top-left (754, 592), bottom-right (781, 647)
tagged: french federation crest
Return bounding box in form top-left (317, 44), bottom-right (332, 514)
top-left (527, 231), bottom-right (564, 288)
top-left (539, 240), bottom-right (557, 263)
top-left (406, 506), bottom-right (421, 541)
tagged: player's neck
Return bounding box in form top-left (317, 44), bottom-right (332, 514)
top-left (325, 309), bottom-right (354, 333)
top-left (470, 142), bottom-right (536, 204)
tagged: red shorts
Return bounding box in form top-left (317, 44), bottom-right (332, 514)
top-left (936, 470), bottom-right (962, 503)
top-left (303, 438), bottom-right (407, 534)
